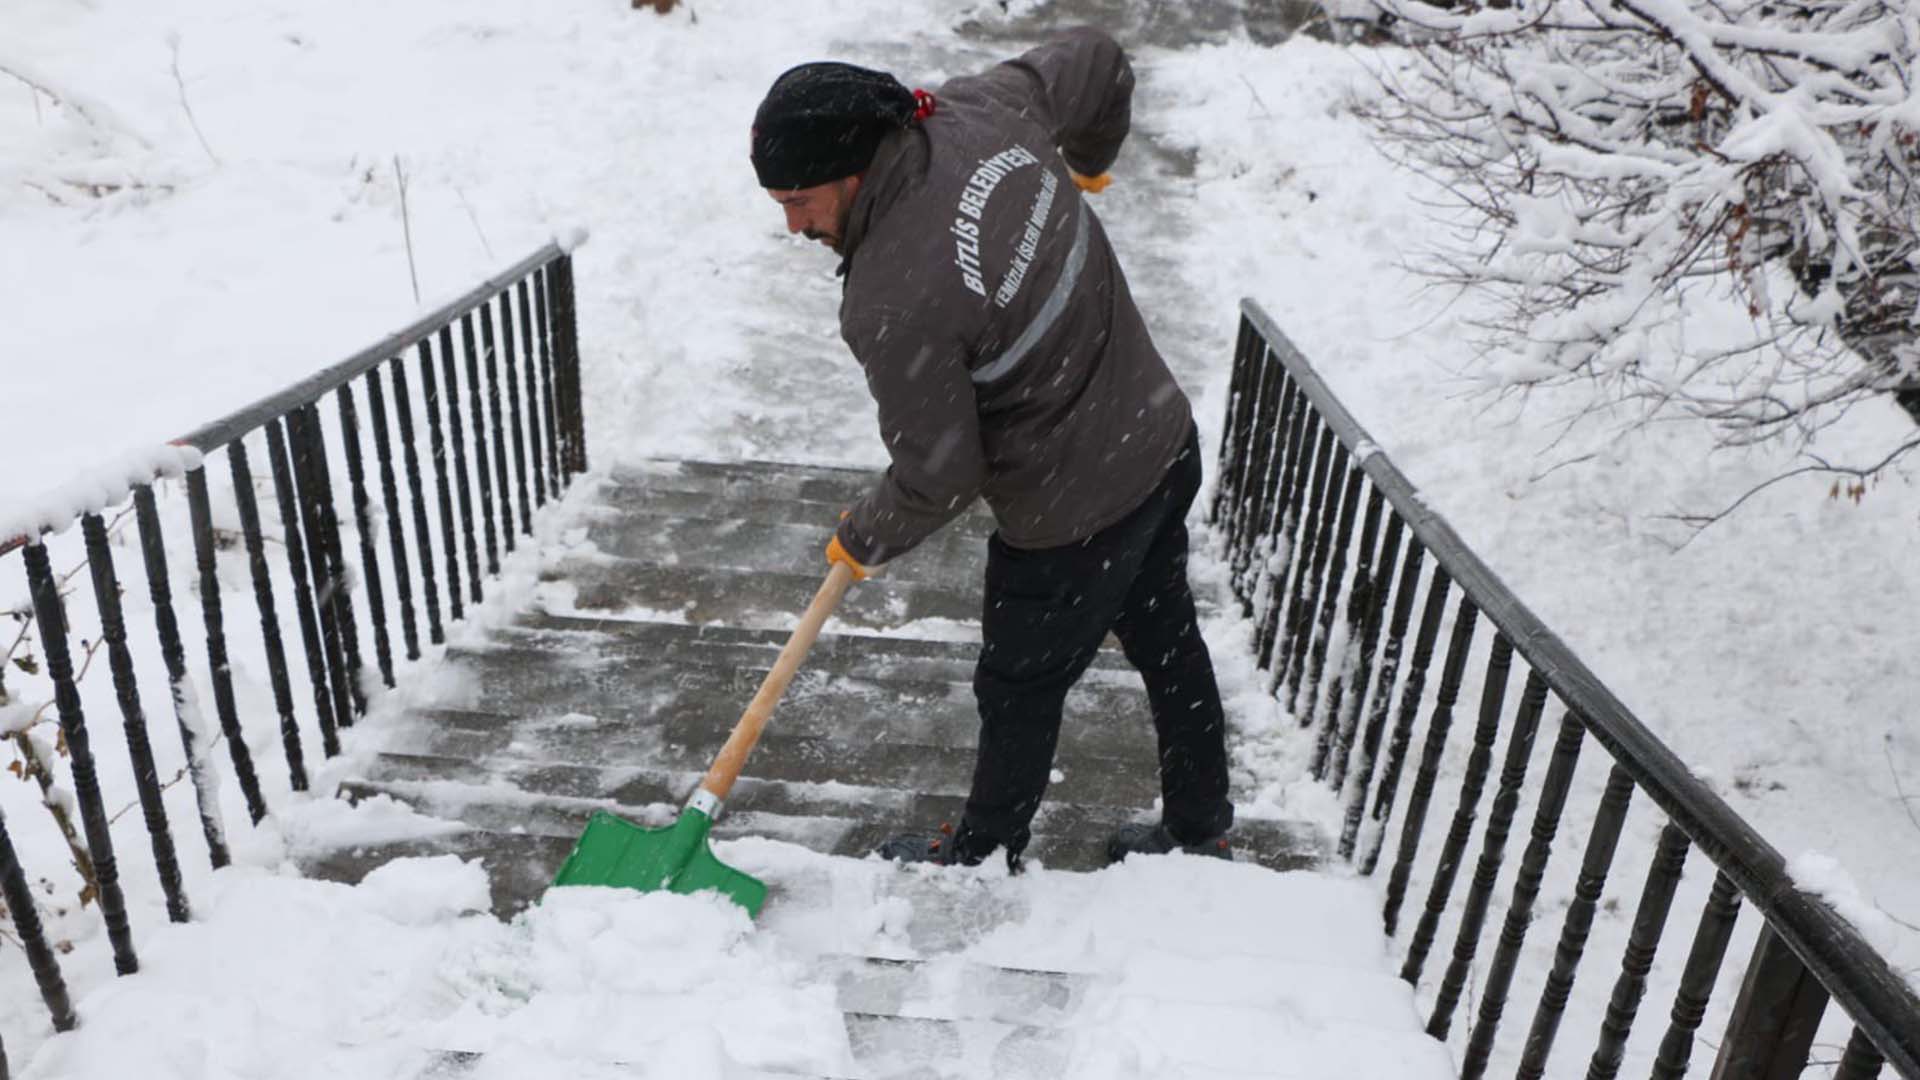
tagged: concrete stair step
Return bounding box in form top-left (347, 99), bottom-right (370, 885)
top-left (374, 709), bottom-right (1162, 803)
top-left (344, 755), bottom-right (1313, 863)
top-left (605, 458), bottom-right (880, 508)
top-left (822, 956), bottom-right (1089, 1029)
top-left (587, 482), bottom-right (997, 538)
top-left (842, 1013), bottom-right (1064, 1079)
top-left (319, 772), bottom-right (1324, 917)
top-left (502, 613), bottom-right (1135, 678)
top-left (579, 512), bottom-right (985, 592)
top-left (545, 556), bottom-right (980, 629)
top-left (411, 645), bottom-right (1161, 766)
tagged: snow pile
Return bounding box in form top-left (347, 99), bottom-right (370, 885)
top-left (23, 856), bottom-right (848, 1080)
top-left (24, 843), bottom-right (1454, 1080)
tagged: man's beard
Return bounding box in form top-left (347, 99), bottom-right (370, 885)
top-left (803, 228), bottom-right (841, 254)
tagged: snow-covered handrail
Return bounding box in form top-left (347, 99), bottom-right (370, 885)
top-left (1216, 298), bottom-right (1918, 1079)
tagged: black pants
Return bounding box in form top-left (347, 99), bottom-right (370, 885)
top-left (963, 426), bottom-right (1234, 855)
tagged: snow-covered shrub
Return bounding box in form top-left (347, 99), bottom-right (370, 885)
top-left (1360, 0), bottom-right (1920, 489)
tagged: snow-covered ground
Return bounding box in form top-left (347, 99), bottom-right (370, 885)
top-left (4, 0), bottom-right (1916, 1074)
top-left (21, 846), bottom-right (1455, 1079)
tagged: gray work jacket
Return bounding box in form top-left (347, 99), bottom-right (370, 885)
top-left (833, 27), bottom-right (1193, 566)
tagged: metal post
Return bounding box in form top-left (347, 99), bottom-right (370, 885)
top-left (0, 804), bottom-right (74, 1031)
top-left (364, 368), bottom-right (421, 662)
top-left (185, 468), bottom-right (269, 822)
top-left (82, 512), bottom-right (191, 923)
top-left (336, 384), bottom-right (395, 688)
top-left (264, 417), bottom-right (342, 758)
top-left (22, 541), bottom-right (139, 975)
top-left (1708, 925), bottom-right (1830, 1080)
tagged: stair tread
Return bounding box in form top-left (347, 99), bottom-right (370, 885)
top-left (501, 612), bottom-right (1137, 674)
top-left (371, 710), bottom-right (1162, 801)
top-left (544, 554), bottom-right (981, 629)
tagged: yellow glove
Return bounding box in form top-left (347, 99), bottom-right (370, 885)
top-left (825, 533), bottom-right (869, 582)
top-left (1071, 170), bottom-right (1112, 194)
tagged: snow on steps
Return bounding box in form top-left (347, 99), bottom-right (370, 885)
top-left (395, 856), bottom-right (1453, 1079)
top-left (309, 458), bottom-right (1441, 1079)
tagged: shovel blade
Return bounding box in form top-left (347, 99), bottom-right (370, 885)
top-left (550, 809), bottom-right (768, 917)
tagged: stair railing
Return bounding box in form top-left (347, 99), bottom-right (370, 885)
top-left (1213, 299), bottom-right (1919, 1079)
top-left (0, 240), bottom-right (588, 1062)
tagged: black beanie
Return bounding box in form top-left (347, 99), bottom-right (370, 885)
top-left (751, 62), bottom-right (918, 190)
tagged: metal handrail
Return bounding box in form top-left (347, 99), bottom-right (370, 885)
top-left (1236, 297), bottom-right (1920, 1076)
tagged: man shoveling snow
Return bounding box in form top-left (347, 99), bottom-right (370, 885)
top-left (750, 28), bottom-right (1234, 871)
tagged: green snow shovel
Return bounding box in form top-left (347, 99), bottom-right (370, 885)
top-left (548, 561), bottom-right (859, 917)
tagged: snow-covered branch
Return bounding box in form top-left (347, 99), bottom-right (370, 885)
top-left (1362, 0), bottom-right (1920, 472)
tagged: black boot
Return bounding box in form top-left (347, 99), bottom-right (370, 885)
top-left (876, 821), bottom-right (1022, 872)
top-left (1105, 822), bottom-right (1232, 864)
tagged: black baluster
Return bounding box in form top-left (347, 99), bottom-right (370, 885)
top-left (1226, 354), bottom-right (1283, 600)
top-left (1361, 562), bottom-right (1451, 875)
top-left (1835, 1027), bottom-right (1887, 1080)
top-left (1271, 428), bottom-right (1337, 693)
top-left (1651, 871), bottom-right (1743, 1080)
top-left (283, 410), bottom-right (355, 734)
top-left (1242, 368), bottom-right (1296, 606)
top-left (1278, 431), bottom-right (1344, 698)
top-left (439, 324), bottom-right (484, 603)
top-left (1585, 821), bottom-right (1692, 1080)
top-left (1429, 667), bottom-right (1549, 1038)
top-left (134, 484), bottom-right (244, 856)
top-left (291, 406), bottom-right (364, 718)
top-left (1517, 764), bottom-right (1637, 1080)
top-left (1460, 709), bottom-right (1586, 1078)
top-left (498, 289), bottom-right (533, 533)
top-left (551, 253), bottom-right (588, 474)
top-left (1329, 506), bottom-right (1404, 793)
top-left (299, 404), bottom-right (365, 713)
top-left (364, 368), bottom-right (420, 661)
top-left (1382, 592), bottom-right (1477, 934)
top-left (82, 511), bottom-right (190, 923)
top-left (534, 266), bottom-right (563, 487)
top-left (1258, 382), bottom-right (1310, 591)
top-left (1210, 315), bottom-right (1258, 527)
top-left (516, 278), bottom-right (548, 508)
top-left (1254, 395), bottom-right (1314, 668)
top-left (0, 805), bottom-right (75, 1031)
top-left (415, 341), bottom-right (464, 624)
top-left (263, 419), bottom-right (341, 757)
top-left (1297, 461), bottom-right (1366, 721)
top-left (1710, 924), bottom-right (1830, 1079)
top-left (185, 468), bottom-right (270, 822)
top-left (1402, 633), bottom-right (1515, 985)
top-left (22, 541), bottom-right (138, 975)
top-left (1341, 534), bottom-right (1427, 860)
top-left (335, 385), bottom-right (394, 688)
top-left (480, 300), bottom-right (517, 549)
top-left (224, 443), bottom-right (307, 790)
top-left (1316, 487), bottom-right (1391, 783)
top-left (463, 311), bottom-right (501, 573)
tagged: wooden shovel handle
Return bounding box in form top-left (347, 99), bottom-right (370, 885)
top-left (698, 561), bottom-right (858, 801)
